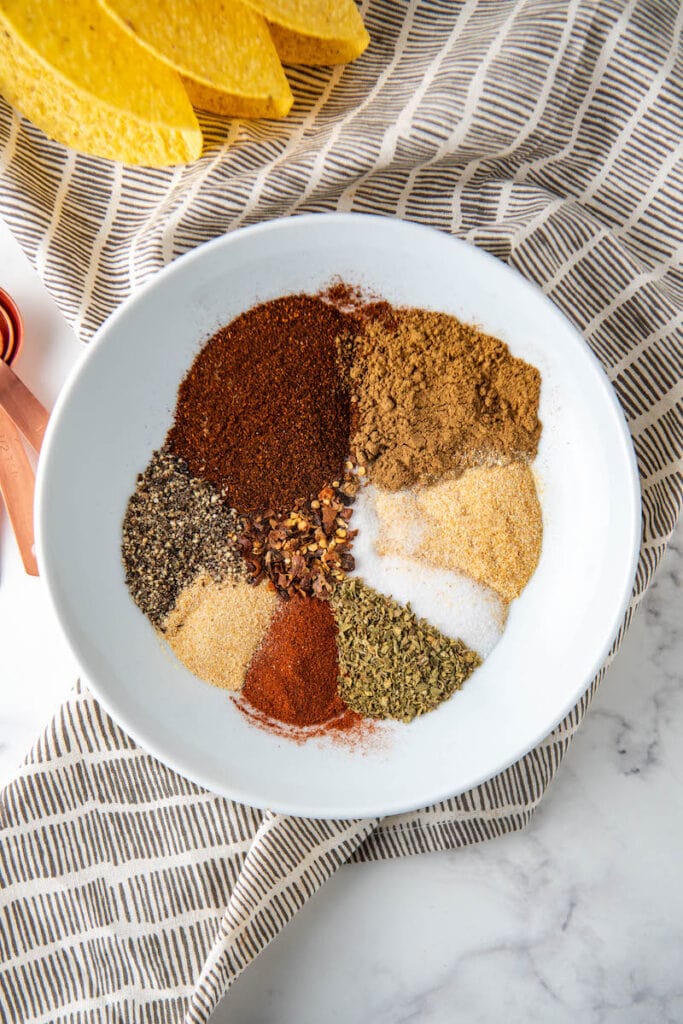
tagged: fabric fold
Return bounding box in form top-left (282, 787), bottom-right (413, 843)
top-left (185, 811), bottom-right (379, 1023)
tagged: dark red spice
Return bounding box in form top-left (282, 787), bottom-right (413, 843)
top-left (241, 595), bottom-right (345, 727)
top-left (318, 280), bottom-right (397, 329)
top-left (321, 280), bottom-right (367, 309)
top-left (167, 295), bottom-right (358, 515)
top-left (239, 478), bottom-right (358, 599)
top-left (237, 700), bottom-right (367, 747)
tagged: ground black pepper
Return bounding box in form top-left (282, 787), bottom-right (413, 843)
top-left (167, 294), bottom-right (358, 515)
top-left (121, 449), bottom-right (244, 626)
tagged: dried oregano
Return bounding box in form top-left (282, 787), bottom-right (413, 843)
top-left (330, 578), bottom-right (481, 722)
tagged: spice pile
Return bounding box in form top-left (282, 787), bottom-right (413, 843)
top-left (121, 287), bottom-right (544, 739)
top-left (239, 473), bottom-right (359, 599)
top-left (351, 308), bottom-right (541, 490)
top-left (167, 294), bottom-right (356, 514)
top-left (122, 450), bottom-right (243, 628)
top-left (332, 580), bottom-right (481, 722)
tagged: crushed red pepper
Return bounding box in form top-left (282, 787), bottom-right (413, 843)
top-left (239, 475), bottom-right (359, 599)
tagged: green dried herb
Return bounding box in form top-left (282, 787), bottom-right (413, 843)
top-left (331, 579), bottom-right (481, 722)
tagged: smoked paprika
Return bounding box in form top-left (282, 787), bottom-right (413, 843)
top-left (241, 595), bottom-right (345, 727)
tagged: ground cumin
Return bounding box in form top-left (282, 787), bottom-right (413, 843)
top-left (351, 308), bottom-right (542, 490)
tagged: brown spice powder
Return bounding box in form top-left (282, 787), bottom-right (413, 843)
top-left (351, 308), bottom-right (542, 491)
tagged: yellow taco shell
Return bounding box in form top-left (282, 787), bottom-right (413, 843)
top-left (0, 0), bottom-right (201, 165)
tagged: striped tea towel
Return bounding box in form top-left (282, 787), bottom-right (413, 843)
top-left (1, 1), bottom-right (682, 1021)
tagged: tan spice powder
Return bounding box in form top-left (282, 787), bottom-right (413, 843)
top-left (351, 308), bottom-right (542, 491)
top-left (162, 574), bottom-right (277, 690)
top-left (375, 462), bottom-right (543, 603)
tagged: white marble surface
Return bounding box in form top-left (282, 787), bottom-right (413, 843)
top-left (0, 218), bottom-right (82, 781)
top-left (1, 217), bottom-right (681, 1024)
top-left (216, 535), bottom-right (683, 1024)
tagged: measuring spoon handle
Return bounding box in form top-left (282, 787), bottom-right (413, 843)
top-left (0, 405), bottom-right (39, 576)
top-left (0, 359), bottom-right (49, 453)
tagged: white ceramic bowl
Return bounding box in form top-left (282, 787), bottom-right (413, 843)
top-left (36, 214), bottom-right (640, 818)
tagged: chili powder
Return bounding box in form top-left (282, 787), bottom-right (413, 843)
top-left (241, 595), bottom-right (345, 727)
top-left (167, 295), bottom-right (357, 515)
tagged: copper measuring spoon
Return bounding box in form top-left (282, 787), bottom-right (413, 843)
top-left (0, 289), bottom-right (49, 451)
top-left (0, 288), bottom-right (50, 576)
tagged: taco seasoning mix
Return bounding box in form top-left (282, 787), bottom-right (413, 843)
top-left (121, 287), bottom-right (544, 741)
